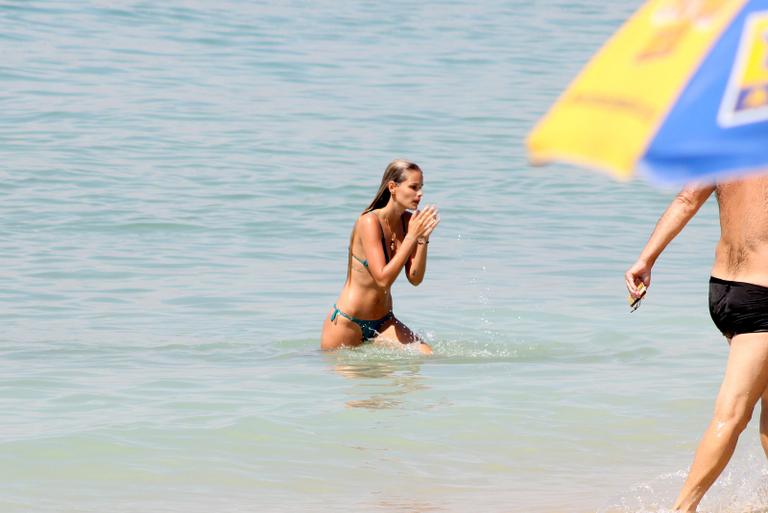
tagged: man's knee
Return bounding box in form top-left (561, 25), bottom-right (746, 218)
top-left (714, 396), bottom-right (754, 433)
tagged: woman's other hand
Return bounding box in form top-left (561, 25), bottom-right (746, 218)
top-left (409, 205), bottom-right (439, 240)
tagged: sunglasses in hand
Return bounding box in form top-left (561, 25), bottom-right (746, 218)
top-left (628, 282), bottom-right (647, 313)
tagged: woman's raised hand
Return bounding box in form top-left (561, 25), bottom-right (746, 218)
top-left (409, 205), bottom-right (440, 239)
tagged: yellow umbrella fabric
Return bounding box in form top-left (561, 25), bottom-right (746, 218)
top-left (527, 0), bottom-right (748, 181)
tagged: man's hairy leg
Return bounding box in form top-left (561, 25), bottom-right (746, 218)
top-left (673, 333), bottom-right (768, 512)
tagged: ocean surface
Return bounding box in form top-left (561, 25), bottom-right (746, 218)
top-left (2, 1), bottom-right (767, 512)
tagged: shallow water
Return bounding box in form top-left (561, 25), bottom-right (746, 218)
top-left (2, 1), bottom-right (767, 512)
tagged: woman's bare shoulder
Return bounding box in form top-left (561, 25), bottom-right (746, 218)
top-left (357, 211), bottom-right (380, 229)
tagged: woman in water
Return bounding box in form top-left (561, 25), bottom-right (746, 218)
top-left (321, 159), bottom-right (439, 353)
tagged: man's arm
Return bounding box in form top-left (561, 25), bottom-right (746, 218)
top-left (625, 183), bottom-right (716, 298)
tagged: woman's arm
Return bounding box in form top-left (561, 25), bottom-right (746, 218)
top-left (405, 209), bottom-right (439, 286)
top-left (360, 213), bottom-right (420, 289)
top-left (625, 183), bottom-right (715, 298)
top-left (406, 239), bottom-right (428, 286)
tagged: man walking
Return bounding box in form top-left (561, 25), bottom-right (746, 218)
top-left (626, 175), bottom-right (768, 512)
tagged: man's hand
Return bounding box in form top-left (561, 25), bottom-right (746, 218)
top-left (625, 260), bottom-right (651, 299)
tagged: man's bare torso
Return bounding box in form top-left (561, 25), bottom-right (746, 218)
top-left (713, 175), bottom-right (768, 286)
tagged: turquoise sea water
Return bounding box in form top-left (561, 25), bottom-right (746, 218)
top-left (3, 1), bottom-right (767, 512)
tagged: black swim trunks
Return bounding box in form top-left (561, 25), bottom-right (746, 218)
top-left (709, 276), bottom-right (768, 339)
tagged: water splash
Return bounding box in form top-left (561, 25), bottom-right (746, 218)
top-left (598, 450), bottom-right (768, 513)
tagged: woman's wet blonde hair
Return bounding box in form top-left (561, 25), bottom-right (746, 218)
top-left (362, 159), bottom-right (422, 214)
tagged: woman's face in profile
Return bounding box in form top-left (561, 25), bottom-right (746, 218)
top-left (392, 170), bottom-right (423, 210)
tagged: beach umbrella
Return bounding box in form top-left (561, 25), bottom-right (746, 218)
top-left (527, 0), bottom-right (768, 186)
